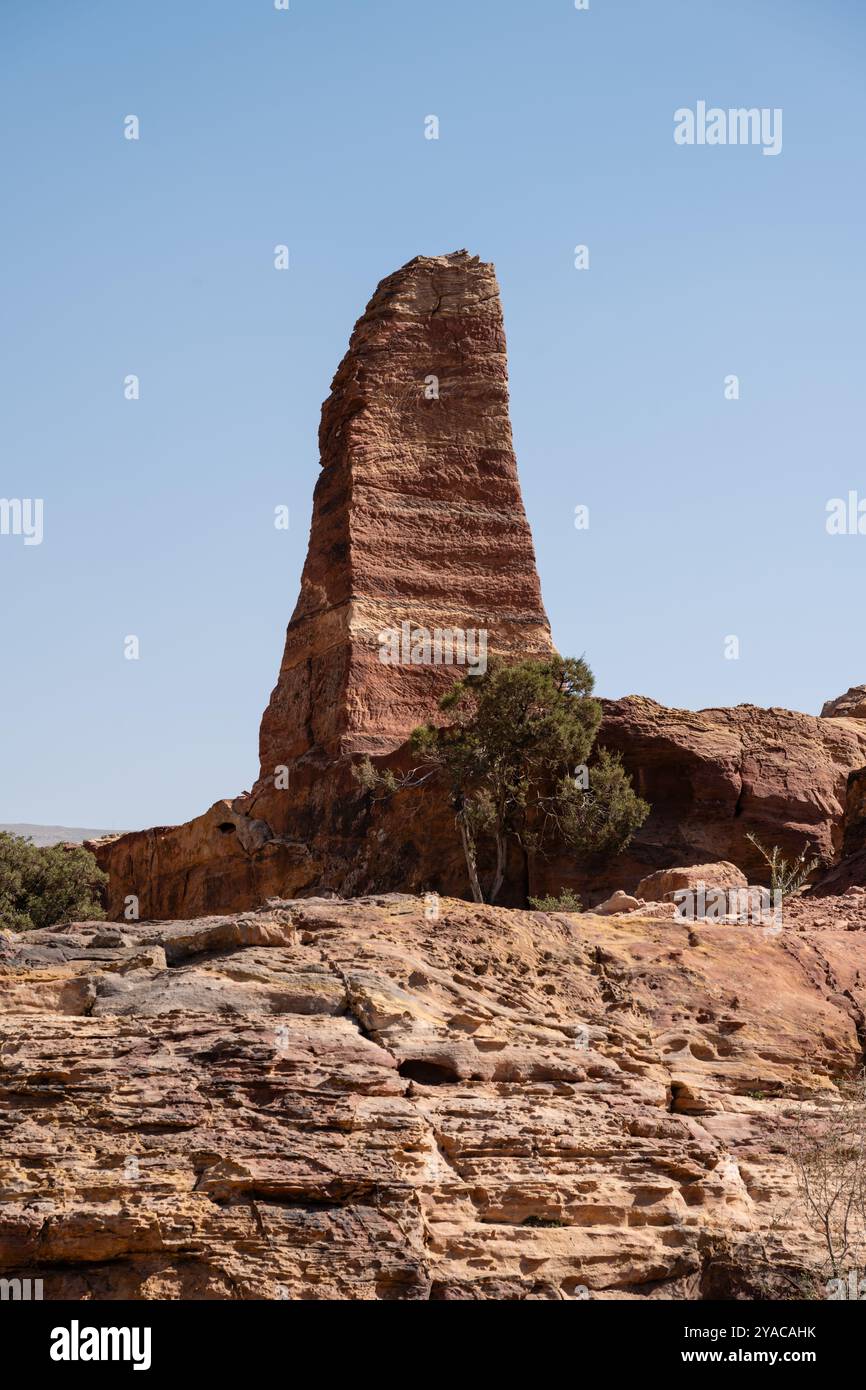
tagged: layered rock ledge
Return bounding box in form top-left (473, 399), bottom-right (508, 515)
top-left (2, 896), bottom-right (864, 1299)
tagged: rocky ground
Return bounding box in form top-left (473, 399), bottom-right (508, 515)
top-left (2, 893), bottom-right (864, 1300)
top-left (783, 887), bottom-right (866, 931)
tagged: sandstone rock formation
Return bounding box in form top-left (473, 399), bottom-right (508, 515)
top-left (802, 694), bottom-right (866, 894)
top-left (576, 697), bottom-right (866, 899)
top-left (808, 765), bottom-right (866, 897)
top-left (92, 251), bottom-right (555, 919)
top-left (2, 894), bottom-right (864, 1300)
top-left (93, 685), bottom-right (866, 919)
top-left (89, 253), bottom-right (866, 921)
top-left (821, 686), bottom-right (866, 720)
top-left (258, 249), bottom-right (554, 768)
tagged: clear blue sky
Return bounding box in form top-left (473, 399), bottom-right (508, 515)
top-left (2, 0), bottom-right (864, 830)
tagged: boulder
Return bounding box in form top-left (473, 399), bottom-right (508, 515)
top-left (593, 891), bottom-right (644, 915)
top-left (636, 862), bottom-right (748, 903)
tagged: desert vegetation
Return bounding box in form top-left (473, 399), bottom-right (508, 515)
top-left (746, 831), bottom-right (821, 900)
top-left (0, 831), bottom-right (106, 931)
top-left (356, 656), bottom-right (649, 904)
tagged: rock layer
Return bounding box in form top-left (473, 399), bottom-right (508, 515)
top-left (1, 895), bottom-right (864, 1300)
top-left (91, 693), bottom-right (866, 920)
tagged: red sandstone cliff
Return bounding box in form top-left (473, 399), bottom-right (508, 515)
top-left (585, 698), bottom-right (866, 897)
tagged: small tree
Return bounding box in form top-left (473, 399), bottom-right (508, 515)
top-left (746, 832), bottom-right (820, 900)
top-left (785, 1073), bottom-right (866, 1286)
top-left (355, 657), bottom-right (648, 904)
top-left (0, 833), bottom-right (107, 931)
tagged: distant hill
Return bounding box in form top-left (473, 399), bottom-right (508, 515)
top-left (0, 823), bottom-right (120, 848)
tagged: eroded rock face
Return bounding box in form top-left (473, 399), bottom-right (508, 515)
top-left (92, 689), bottom-right (866, 918)
top-left (90, 801), bottom-right (321, 922)
top-left (821, 687), bottom-right (866, 720)
top-left (1, 895), bottom-right (863, 1300)
top-left (809, 766), bottom-right (866, 896)
top-left (571, 697), bottom-right (866, 899)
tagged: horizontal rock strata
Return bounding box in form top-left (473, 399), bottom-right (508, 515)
top-left (259, 250), bottom-right (554, 768)
top-left (1, 896), bottom-right (864, 1299)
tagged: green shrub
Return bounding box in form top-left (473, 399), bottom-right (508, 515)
top-left (529, 889), bottom-right (583, 912)
top-left (0, 832), bottom-right (107, 931)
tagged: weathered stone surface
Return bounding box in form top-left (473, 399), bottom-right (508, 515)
top-left (821, 686), bottom-right (866, 720)
top-left (1, 895), bottom-right (864, 1300)
top-left (92, 689), bottom-right (866, 919)
top-left (578, 697), bottom-right (866, 899)
top-left (809, 765), bottom-right (866, 896)
top-left (777, 885), bottom-right (866, 930)
top-left (594, 891), bottom-right (644, 915)
top-left (636, 863), bottom-right (748, 903)
top-left (91, 800), bottom-right (321, 922)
